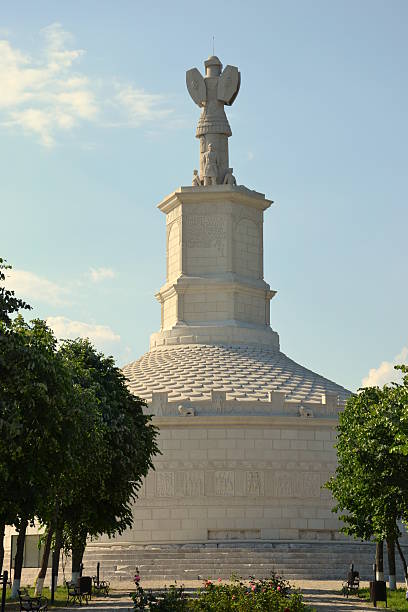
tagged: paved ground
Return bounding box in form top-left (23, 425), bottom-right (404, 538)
top-left (61, 581), bottom-right (397, 610)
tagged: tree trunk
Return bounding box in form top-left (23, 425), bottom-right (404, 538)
top-left (34, 529), bottom-right (53, 595)
top-left (0, 521), bottom-right (5, 575)
top-left (71, 542), bottom-right (86, 584)
top-left (11, 519), bottom-right (28, 598)
top-left (386, 539), bottom-right (396, 590)
top-left (50, 526), bottom-right (63, 590)
top-left (376, 540), bottom-right (384, 581)
top-left (396, 538), bottom-right (408, 588)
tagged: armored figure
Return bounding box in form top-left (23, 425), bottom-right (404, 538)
top-left (223, 167), bottom-right (236, 186)
top-left (192, 169), bottom-right (202, 187)
top-left (202, 144), bottom-right (218, 186)
top-left (186, 56), bottom-right (240, 185)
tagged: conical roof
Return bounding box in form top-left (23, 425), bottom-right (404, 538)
top-left (123, 343), bottom-right (350, 405)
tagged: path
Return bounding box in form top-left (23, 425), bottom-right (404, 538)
top-left (62, 582), bottom-right (387, 611)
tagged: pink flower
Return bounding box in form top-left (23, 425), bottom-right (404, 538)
top-left (134, 575), bottom-right (140, 583)
top-left (277, 586), bottom-right (281, 591)
top-left (218, 578), bottom-right (222, 582)
top-left (251, 585), bottom-right (256, 591)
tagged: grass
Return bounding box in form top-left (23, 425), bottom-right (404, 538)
top-left (5, 585), bottom-right (68, 608)
top-left (358, 587), bottom-right (408, 611)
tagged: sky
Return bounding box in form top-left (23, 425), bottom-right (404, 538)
top-left (1, 0), bottom-right (407, 393)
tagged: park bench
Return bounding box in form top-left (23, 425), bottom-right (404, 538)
top-left (18, 589), bottom-right (48, 612)
top-left (342, 566), bottom-right (360, 597)
top-left (66, 576), bottom-right (92, 606)
top-left (92, 576), bottom-right (110, 596)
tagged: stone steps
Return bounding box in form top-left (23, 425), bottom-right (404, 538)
top-left (81, 541), bottom-right (408, 582)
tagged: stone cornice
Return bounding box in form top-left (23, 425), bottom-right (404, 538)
top-left (158, 185), bottom-right (273, 214)
top-left (152, 416), bottom-right (338, 427)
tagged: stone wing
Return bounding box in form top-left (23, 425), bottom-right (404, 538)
top-left (217, 65), bottom-right (241, 105)
top-left (186, 68), bottom-right (206, 107)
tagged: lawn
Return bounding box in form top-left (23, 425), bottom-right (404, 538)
top-left (5, 585), bottom-right (69, 608)
top-left (358, 587), bottom-right (408, 611)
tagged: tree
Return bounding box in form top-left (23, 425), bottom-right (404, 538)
top-left (0, 258), bottom-right (31, 574)
top-left (326, 376), bottom-right (408, 587)
top-left (0, 316), bottom-right (76, 596)
top-left (56, 339), bottom-right (159, 581)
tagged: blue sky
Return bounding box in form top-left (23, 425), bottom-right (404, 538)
top-left (1, 0), bottom-right (407, 392)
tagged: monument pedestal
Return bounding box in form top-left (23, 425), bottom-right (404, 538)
top-left (151, 185), bottom-right (279, 350)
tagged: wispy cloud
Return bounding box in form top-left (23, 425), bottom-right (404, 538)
top-left (0, 23), bottom-right (175, 146)
top-left (89, 267), bottom-right (115, 283)
top-left (361, 345), bottom-right (408, 388)
top-left (4, 268), bottom-right (69, 306)
top-left (114, 84), bottom-right (173, 127)
top-left (47, 315), bottom-right (120, 346)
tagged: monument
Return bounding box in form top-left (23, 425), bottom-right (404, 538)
top-left (101, 55), bottom-right (350, 545)
top-left (91, 55), bottom-right (358, 579)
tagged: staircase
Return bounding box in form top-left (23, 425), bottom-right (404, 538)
top-left (83, 541), bottom-right (408, 583)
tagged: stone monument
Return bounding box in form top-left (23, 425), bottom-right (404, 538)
top-left (86, 54), bottom-right (365, 579)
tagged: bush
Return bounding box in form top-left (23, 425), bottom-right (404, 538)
top-left (131, 572), bottom-right (309, 611)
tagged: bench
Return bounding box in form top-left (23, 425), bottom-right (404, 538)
top-left (92, 577), bottom-right (110, 596)
top-left (342, 568), bottom-right (360, 597)
top-left (18, 589), bottom-right (48, 612)
top-left (66, 577), bottom-right (92, 606)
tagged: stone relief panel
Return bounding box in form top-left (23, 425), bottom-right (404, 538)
top-left (215, 470), bottom-right (235, 496)
top-left (167, 221), bottom-right (181, 281)
top-left (233, 218), bottom-right (261, 279)
top-left (140, 469), bottom-right (322, 499)
top-left (266, 471), bottom-right (320, 498)
top-left (246, 471), bottom-right (264, 496)
top-left (175, 471), bottom-right (205, 497)
top-left (156, 472), bottom-right (175, 497)
top-left (184, 215), bottom-right (227, 255)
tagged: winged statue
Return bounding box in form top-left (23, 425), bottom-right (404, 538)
top-left (186, 56), bottom-right (240, 185)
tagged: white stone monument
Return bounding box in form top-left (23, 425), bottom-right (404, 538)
top-left (108, 54), bottom-right (351, 548)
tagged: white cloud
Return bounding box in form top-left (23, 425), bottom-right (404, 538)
top-left (114, 85), bottom-right (173, 127)
top-left (89, 267), bottom-right (115, 283)
top-left (4, 268), bottom-right (68, 306)
top-left (0, 23), bottom-right (175, 146)
top-left (46, 315), bottom-right (120, 345)
top-left (361, 346), bottom-right (408, 388)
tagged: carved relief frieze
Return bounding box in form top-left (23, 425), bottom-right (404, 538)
top-left (156, 472), bottom-right (175, 497)
top-left (183, 215), bottom-right (226, 254)
top-left (245, 470), bottom-right (264, 496)
top-left (266, 471), bottom-right (321, 498)
top-left (176, 470), bottom-right (205, 497)
top-left (215, 470), bottom-right (235, 496)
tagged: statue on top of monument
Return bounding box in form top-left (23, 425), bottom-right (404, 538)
top-left (192, 169), bottom-right (202, 187)
top-left (186, 55), bottom-right (240, 185)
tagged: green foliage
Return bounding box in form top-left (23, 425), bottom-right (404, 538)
top-left (358, 586), bottom-right (408, 610)
top-left (325, 371), bottom-right (408, 543)
top-left (0, 258), bottom-right (30, 325)
top-left (131, 574), bottom-right (309, 611)
top-left (57, 338), bottom-right (159, 547)
top-left (0, 314), bottom-right (74, 529)
top-left (0, 258), bottom-right (159, 561)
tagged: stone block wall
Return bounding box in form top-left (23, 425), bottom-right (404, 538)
top-left (99, 417), bottom-right (341, 544)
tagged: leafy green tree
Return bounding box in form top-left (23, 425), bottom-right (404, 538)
top-left (56, 339), bottom-right (159, 580)
top-left (0, 258), bottom-right (31, 574)
top-left (326, 375), bottom-right (408, 586)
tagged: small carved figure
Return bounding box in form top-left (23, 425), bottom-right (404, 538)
top-left (223, 168), bottom-right (236, 186)
top-left (202, 144), bottom-right (218, 186)
top-left (299, 404), bottom-right (314, 418)
top-left (192, 169), bottom-right (202, 187)
top-left (178, 404), bottom-right (195, 416)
